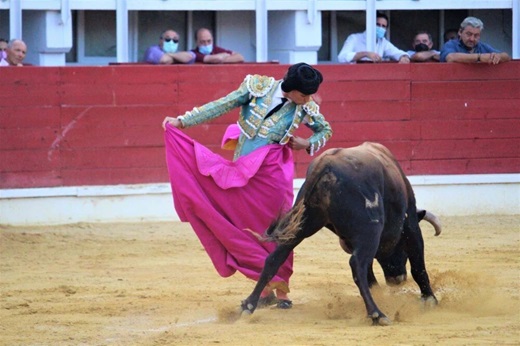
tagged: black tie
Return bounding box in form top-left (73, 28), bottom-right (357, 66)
top-left (265, 98), bottom-right (287, 118)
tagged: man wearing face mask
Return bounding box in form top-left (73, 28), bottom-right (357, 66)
top-left (338, 12), bottom-right (410, 64)
top-left (440, 17), bottom-right (510, 65)
top-left (143, 29), bottom-right (196, 65)
top-left (191, 28), bottom-right (244, 64)
top-left (406, 31), bottom-right (440, 62)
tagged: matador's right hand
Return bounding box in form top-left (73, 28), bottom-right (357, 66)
top-left (162, 116), bottom-right (183, 130)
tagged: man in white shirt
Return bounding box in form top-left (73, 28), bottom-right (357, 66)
top-left (338, 12), bottom-right (410, 64)
top-left (406, 31), bottom-right (440, 62)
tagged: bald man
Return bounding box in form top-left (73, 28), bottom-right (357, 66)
top-left (143, 29), bottom-right (195, 65)
top-left (0, 39), bottom-right (27, 66)
top-left (191, 28), bottom-right (244, 64)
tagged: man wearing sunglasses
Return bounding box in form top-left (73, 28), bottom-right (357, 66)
top-left (143, 29), bottom-right (196, 65)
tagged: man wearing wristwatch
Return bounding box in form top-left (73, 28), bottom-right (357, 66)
top-left (440, 16), bottom-right (511, 65)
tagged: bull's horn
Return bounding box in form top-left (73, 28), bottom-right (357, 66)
top-left (422, 211), bottom-right (442, 236)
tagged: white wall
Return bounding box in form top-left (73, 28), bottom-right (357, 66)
top-left (23, 11), bottom-right (72, 66)
top-left (216, 11), bottom-right (256, 62)
top-left (472, 9), bottom-right (513, 54)
top-left (268, 10), bottom-right (322, 64)
top-left (1, 174), bottom-right (518, 226)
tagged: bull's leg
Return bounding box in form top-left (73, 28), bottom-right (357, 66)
top-left (404, 221), bottom-right (437, 304)
top-left (367, 259), bottom-right (378, 288)
top-left (349, 240), bottom-right (391, 326)
top-left (241, 242), bottom-right (299, 314)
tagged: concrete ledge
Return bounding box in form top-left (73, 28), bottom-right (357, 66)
top-left (1, 174), bottom-right (519, 226)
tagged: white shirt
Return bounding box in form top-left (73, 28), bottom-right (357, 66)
top-left (337, 31), bottom-right (408, 63)
top-left (266, 83), bottom-right (291, 114)
top-left (0, 59), bottom-right (9, 66)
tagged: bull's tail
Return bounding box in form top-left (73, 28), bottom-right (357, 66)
top-left (262, 199), bottom-right (306, 244)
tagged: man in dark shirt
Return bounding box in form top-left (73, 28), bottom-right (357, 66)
top-left (440, 16), bottom-right (510, 64)
top-left (191, 28), bottom-right (244, 64)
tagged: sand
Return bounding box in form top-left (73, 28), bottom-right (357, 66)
top-left (1, 215), bottom-right (519, 345)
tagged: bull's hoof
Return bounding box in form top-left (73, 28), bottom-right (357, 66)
top-left (369, 312), bottom-right (392, 326)
top-left (257, 292), bottom-right (278, 308)
top-left (385, 274), bottom-right (407, 286)
top-left (421, 295), bottom-right (438, 308)
top-left (240, 300), bottom-right (256, 315)
top-left (240, 309), bottom-right (252, 317)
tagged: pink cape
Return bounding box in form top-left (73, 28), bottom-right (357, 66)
top-left (164, 124), bottom-right (294, 286)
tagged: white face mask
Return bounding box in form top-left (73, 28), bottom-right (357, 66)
top-left (376, 26), bottom-right (386, 39)
top-left (198, 44), bottom-right (213, 55)
top-left (163, 40), bottom-right (178, 53)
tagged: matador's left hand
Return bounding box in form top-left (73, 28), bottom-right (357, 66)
top-left (288, 136), bottom-right (310, 151)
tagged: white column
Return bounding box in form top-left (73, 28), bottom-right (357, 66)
top-left (187, 11), bottom-right (194, 50)
top-left (255, 0), bottom-right (268, 62)
top-left (23, 10), bottom-right (72, 66)
top-left (513, 0), bottom-right (519, 59)
top-left (330, 11), bottom-right (338, 62)
top-left (366, 0), bottom-right (376, 52)
top-left (116, 0), bottom-right (129, 62)
top-left (9, 0), bottom-right (22, 39)
top-left (268, 10), bottom-right (321, 64)
top-left (216, 11), bottom-right (256, 62)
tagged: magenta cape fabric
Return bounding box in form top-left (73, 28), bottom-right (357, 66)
top-left (164, 124), bottom-right (294, 285)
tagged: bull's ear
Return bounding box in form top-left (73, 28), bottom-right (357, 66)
top-left (417, 209), bottom-right (426, 221)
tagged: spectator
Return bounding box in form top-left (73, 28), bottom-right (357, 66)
top-left (338, 12), bottom-right (410, 64)
top-left (407, 31), bottom-right (440, 62)
top-left (143, 29), bottom-right (195, 65)
top-left (0, 38), bottom-right (7, 60)
top-left (191, 28), bottom-right (244, 64)
top-left (443, 28), bottom-right (458, 43)
top-left (440, 17), bottom-right (511, 64)
top-left (0, 39), bottom-right (27, 67)
top-left (162, 63), bottom-right (332, 309)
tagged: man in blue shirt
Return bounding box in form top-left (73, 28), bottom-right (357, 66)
top-left (440, 17), bottom-right (510, 64)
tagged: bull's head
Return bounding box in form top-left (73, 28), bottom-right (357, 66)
top-left (376, 209), bottom-right (441, 286)
top-left (378, 249), bottom-right (408, 286)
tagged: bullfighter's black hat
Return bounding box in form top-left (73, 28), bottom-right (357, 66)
top-left (281, 62), bottom-right (323, 95)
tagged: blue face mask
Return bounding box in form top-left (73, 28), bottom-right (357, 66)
top-left (376, 26), bottom-right (386, 40)
top-left (198, 44), bottom-right (213, 55)
top-left (163, 41), bottom-right (178, 53)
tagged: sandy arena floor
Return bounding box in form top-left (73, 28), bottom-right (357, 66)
top-left (1, 215), bottom-right (519, 345)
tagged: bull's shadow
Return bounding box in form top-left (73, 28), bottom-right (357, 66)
top-left (241, 142), bottom-right (441, 326)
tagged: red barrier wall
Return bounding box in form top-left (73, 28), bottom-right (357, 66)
top-left (1, 62), bottom-right (519, 189)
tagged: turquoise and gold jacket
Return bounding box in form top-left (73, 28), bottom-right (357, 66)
top-left (179, 74), bottom-right (333, 160)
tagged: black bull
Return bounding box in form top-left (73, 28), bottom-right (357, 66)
top-left (241, 142), bottom-right (440, 325)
